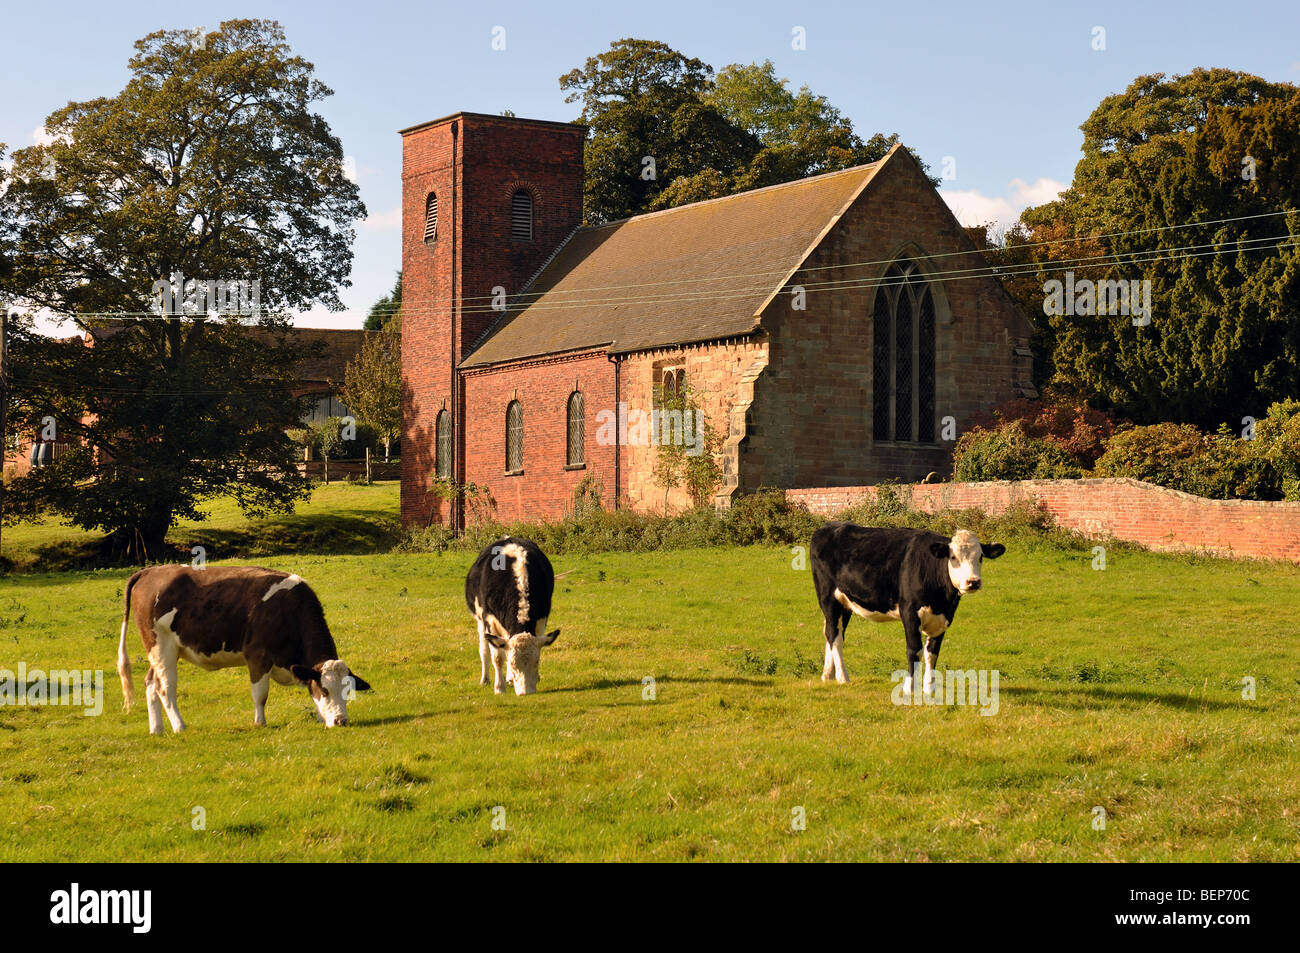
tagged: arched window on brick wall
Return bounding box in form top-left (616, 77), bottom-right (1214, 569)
top-left (505, 400), bottom-right (524, 472)
top-left (510, 190), bottom-right (533, 241)
top-left (872, 258), bottom-right (936, 443)
top-left (435, 410), bottom-right (451, 478)
top-left (566, 391), bottom-right (585, 466)
top-left (424, 192), bottom-right (438, 243)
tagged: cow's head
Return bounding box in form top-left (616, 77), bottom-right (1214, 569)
top-left (483, 629), bottom-right (560, 695)
top-left (291, 659), bottom-right (372, 726)
top-left (930, 529), bottom-right (1005, 594)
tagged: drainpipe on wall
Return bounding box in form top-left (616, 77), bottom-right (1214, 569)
top-left (450, 120), bottom-right (463, 533)
top-left (607, 349), bottom-right (620, 510)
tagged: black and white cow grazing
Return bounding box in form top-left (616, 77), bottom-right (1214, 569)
top-left (465, 537), bottom-right (559, 695)
top-left (810, 524), bottom-right (1005, 695)
top-left (116, 565), bottom-right (371, 733)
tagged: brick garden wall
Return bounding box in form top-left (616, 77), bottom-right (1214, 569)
top-left (785, 478), bottom-right (1300, 563)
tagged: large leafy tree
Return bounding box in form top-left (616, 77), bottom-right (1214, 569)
top-left (1003, 69), bottom-right (1300, 426)
top-left (562, 39), bottom-right (755, 222)
top-left (711, 60), bottom-right (916, 191)
top-left (0, 19), bottom-right (365, 560)
top-left (562, 41), bottom-right (913, 222)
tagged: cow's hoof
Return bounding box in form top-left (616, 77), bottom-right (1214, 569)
top-left (149, 727), bottom-right (164, 736)
top-left (479, 676), bottom-right (489, 686)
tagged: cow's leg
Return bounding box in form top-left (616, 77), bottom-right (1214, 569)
top-left (154, 643), bottom-right (186, 734)
top-left (477, 617), bottom-right (491, 686)
top-left (490, 643), bottom-right (509, 695)
top-left (900, 607), bottom-right (924, 698)
top-left (250, 671), bottom-right (271, 726)
top-left (819, 600), bottom-right (848, 683)
top-left (144, 667), bottom-right (165, 735)
top-left (923, 634), bottom-right (945, 697)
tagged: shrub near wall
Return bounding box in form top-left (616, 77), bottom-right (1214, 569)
top-left (1092, 422), bottom-right (1276, 500)
top-left (395, 486), bottom-right (1069, 558)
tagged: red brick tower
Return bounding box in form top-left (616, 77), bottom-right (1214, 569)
top-left (399, 113), bottom-right (586, 526)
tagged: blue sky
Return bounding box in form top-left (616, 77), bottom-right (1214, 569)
top-left (3, 0), bottom-right (1298, 329)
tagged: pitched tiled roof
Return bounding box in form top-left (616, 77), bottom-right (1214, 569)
top-left (461, 160), bottom-right (884, 367)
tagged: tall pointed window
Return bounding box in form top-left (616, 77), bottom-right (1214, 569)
top-left (566, 391), bottom-right (585, 466)
top-left (510, 190), bottom-right (533, 241)
top-left (424, 192), bottom-right (438, 243)
top-left (872, 258), bottom-right (937, 443)
top-left (505, 400), bottom-right (524, 472)
top-left (435, 410), bottom-right (451, 478)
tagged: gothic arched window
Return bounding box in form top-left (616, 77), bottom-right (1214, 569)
top-left (435, 409), bottom-right (451, 478)
top-left (505, 400), bottom-right (524, 472)
top-left (566, 391), bottom-right (585, 466)
top-left (873, 258), bottom-right (936, 443)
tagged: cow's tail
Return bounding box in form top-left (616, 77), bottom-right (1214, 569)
top-left (117, 570), bottom-right (142, 712)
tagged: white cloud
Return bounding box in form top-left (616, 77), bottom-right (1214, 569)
top-left (940, 176), bottom-right (1067, 233)
top-left (360, 205), bottom-right (401, 231)
top-left (31, 126), bottom-right (56, 146)
top-left (1008, 177), bottom-right (1068, 207)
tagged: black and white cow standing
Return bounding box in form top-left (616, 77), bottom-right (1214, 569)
top-left (810, 523), bottom-right (1005, 695)
top-left (116, 565), bottom-right (371, 733)
top-left (465, 537), bottom-right (560, 695)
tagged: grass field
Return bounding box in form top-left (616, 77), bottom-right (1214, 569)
top-left (2, 482), bottom-right (1298, 861)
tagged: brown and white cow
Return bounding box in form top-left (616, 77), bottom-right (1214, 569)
top-left (116, 565), bottom-right (371, 733)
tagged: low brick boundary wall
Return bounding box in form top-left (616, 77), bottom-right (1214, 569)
top-left (786, 479), bottom-right (1300, 564)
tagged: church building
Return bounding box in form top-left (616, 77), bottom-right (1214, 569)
top-left (399, 112), bottom-right (1033, 528)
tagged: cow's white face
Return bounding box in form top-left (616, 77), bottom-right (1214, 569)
top-left (292, 659), bottom-right (372, 726)
top-left (935, 530), bottom-right (1005, 594)
top-left (486, 630), bottom-right (559, 695)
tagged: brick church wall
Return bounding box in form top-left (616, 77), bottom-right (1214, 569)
top-left (618, 339), bottom-right (770, 512)
top-left (462, 351), bottom-right (616, 522)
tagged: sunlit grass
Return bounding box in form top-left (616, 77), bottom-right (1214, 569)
top-left (2, 529), bottom-right (1297, 860)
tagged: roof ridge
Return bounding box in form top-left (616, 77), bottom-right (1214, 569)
top-left (582, 160), bottom-right (884, 231)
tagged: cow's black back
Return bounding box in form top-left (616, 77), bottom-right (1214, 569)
top-left (465, 536), bottom-right (555, 634)
top-left (811, 523), bottom-right (961, 628)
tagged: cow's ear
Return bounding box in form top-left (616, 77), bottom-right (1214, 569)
top-left (483, 631), bottom-right (509, 650)
top-left (291, 664), bottom-right (320, 684)
top-left (347, 673), bottom-right (372, 692)
top-left (982, 543), bottom-right (1006, 560)
top-left (541, 629), bottom-right (560, 646)
top-left (929, 542), bottom-right (951, 559)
